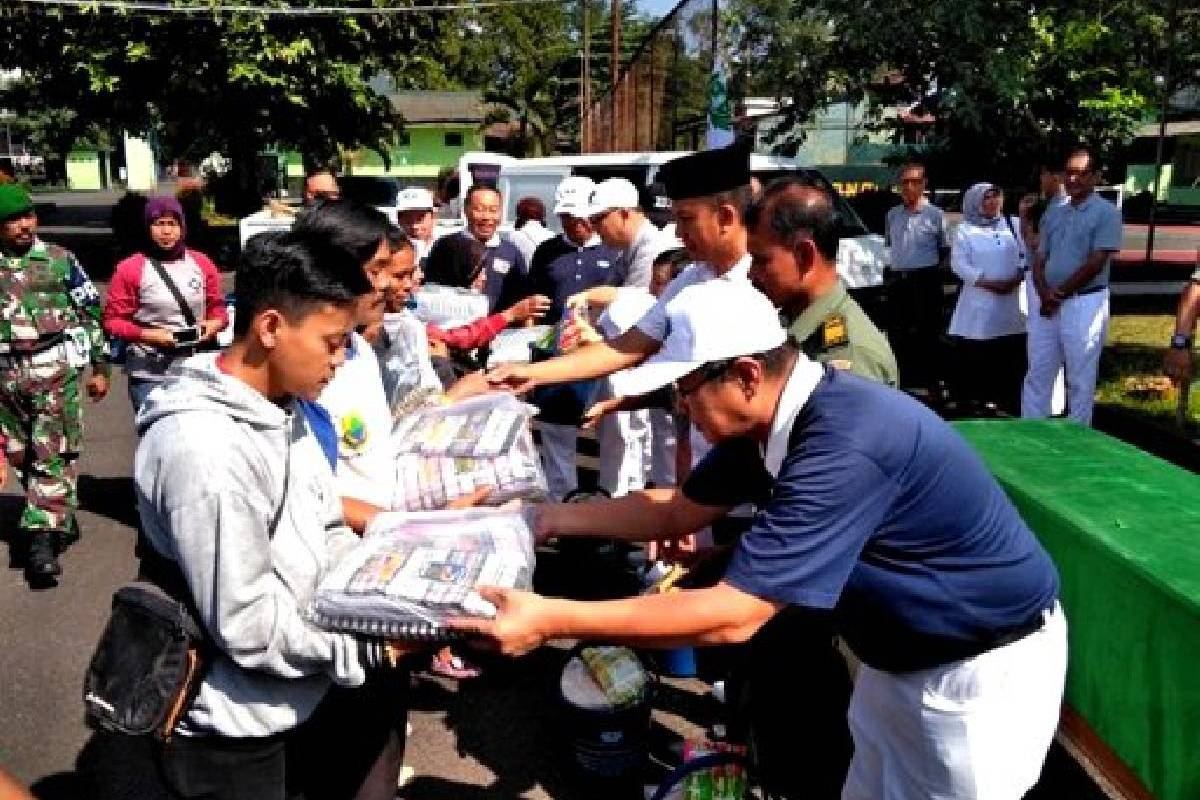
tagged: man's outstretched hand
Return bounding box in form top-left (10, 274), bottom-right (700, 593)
top-left (486, 363), bottom-right (538, 395)
top-left (449, 586), bottom-right (552, 657)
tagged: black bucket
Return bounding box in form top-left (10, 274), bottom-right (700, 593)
top-left (559, 645), bottom-right (654, 780)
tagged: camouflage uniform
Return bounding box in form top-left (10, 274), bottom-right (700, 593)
top-left (0, 238), bottom-right (108, 535)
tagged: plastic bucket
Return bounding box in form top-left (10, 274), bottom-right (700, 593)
top-left (654, 646), bottom-right (697, 678)
top-left (559, 646), bottom-right (654, 780)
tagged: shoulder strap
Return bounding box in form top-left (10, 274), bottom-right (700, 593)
top-left (147, 257), bottom-right (198, 328)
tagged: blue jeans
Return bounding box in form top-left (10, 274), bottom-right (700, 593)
top-left (127, 377), bottom-right (158, 412)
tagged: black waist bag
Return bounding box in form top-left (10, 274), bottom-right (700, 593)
top-left (82, 579), bottom-right (207, 741)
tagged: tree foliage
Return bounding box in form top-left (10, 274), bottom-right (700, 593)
top-left (0, 1), bottom-right (452, 208)
top-left (730, 0), bottom-right (1198, 186)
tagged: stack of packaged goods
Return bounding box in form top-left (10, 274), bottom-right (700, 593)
top-left (308, 507), bottom-right (535, 641)
top-left (411, 284), bottom-right (490, 328)
top-left (390, 393), bottom-right (549, 511)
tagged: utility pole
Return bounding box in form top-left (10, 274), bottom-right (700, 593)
top-left (581, 0), bottom-right (590, 153)
top-left (610, 0), bottom-right (621, 152)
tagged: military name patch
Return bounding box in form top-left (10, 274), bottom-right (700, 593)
top-left (822, 314), bottom-right (849, 349)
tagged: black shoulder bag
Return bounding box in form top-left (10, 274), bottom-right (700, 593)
top-left (147, 257), bottom-right (219, 353)
top-left (83, 450), bottom-right (290, 740)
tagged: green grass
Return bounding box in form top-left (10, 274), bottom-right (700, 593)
top-left (1098, 314), bottom-right (1199, 432)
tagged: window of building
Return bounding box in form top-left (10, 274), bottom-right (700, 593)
top-left (444, 132), bottom-right (464, 148)
top-left (396, 131), bottom-right (411, 147)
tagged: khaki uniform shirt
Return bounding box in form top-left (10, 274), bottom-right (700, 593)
top-left (786, 281), bottom-right (899, 387)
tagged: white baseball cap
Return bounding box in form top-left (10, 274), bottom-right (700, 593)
top-left (588, 178), bottom-right (641, 217)
top-left (610, 280), bottom-right (786, 397)
top-left (396, 187), bottom-right (436, 212)
top-left (553, 176), bottom-right (597, 217)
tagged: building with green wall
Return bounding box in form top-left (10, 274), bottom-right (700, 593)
top-left (284, 90), bottom-right (487, 190)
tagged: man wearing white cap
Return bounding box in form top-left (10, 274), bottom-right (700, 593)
top-left (588, 177), bottom-right (662, 290)
top-left (527, 176), bottom-right (625, 498)
top-left (459, 275), bottom-right (1067, 800)
top-left (395, 186), bottom-right (438, 265)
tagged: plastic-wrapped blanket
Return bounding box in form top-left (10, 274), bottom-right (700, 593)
top-left (307, 507), bottom-right (535, 641)
top-left (390, 393), bottom-right (549, 511)
top-left (411, 284), bottom-right (490, 329)
top-left (487, 325), bottom-right (554, 365)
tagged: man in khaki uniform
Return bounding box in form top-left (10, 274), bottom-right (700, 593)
top-left (747, 179), bottom-right (897, 388)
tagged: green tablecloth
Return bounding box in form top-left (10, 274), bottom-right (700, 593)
top-left (955, 419), bottom-right (1200, 800)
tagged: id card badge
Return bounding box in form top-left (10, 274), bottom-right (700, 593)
top-left (64, 327), bottom-right (91, 369)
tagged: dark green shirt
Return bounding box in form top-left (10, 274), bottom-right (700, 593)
top-left (786, 281), bottom-right (899, 387)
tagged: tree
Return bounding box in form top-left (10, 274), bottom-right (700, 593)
top-left (0, 1), bottom-right (450, 211)
top-left (728, 0), bottom-right (1196, 187)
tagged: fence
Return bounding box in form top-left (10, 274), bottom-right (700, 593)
top-left (582, 0), bottom-right (718, 153)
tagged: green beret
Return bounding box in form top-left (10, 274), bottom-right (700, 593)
top-left (0, 184), bottom-right (33, 222)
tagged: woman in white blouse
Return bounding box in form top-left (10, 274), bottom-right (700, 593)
top-left (948, 183), bottom-right (1026, 415)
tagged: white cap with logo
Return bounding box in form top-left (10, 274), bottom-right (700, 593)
top-left (610, 279), bottom-right (786, 397)
top-left (396, 187), bottom-right (436, 212)
top-left (588, 178), bottom-right (641, 217)
top-left (553, 176), bottom-right (597, 217)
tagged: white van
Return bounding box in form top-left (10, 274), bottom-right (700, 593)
top-left (448, 151), bottom-right (888, 289)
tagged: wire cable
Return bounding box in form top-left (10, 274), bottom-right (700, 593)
top-left (6, 0), bottom-right (562, 15)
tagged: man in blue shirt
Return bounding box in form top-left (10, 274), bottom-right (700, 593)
top-left (1022, 148), bottom-right (1123, 424)
top-left (528, 176), bottom-right (625, 499)
top-left (459, 277), bottom-right (1067, 799)
top-left (883, 162), bottom-right (949, 396)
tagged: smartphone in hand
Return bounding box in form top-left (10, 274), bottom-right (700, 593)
top-left (173, 325), bottom-right (201, 347)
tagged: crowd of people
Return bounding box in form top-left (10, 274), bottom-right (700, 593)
top-left (0, 136), bottom-right (1178, 800)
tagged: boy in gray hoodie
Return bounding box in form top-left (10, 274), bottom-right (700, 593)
top-left (133, 231), bottom-right (408, 800)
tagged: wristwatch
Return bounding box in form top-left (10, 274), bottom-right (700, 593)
top-left (1169, 333), bottom-right (1193, 350)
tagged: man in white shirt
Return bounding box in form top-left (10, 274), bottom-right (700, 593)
top-left (508, 196), bottom-right (555, 268)
top-left (395, 187), bottom-right (438, 266)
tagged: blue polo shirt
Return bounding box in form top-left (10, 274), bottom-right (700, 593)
top-left (684, 365), bottom-right (1059, 673)
top-left (529, 235), bottom-right (625, 324)
top-left (1040, 192), bottom-right (1123, 292)
top-left (885, 201), bottom-right (948, 270)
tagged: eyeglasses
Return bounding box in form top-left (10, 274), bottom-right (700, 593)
top-left (675, 358), bottom-right (737, 399)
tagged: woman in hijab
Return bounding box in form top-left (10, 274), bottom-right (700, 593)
top-left (947, 182), bottom-right (1026, 415)
top-left (103, 196), bottom-right (228, 410)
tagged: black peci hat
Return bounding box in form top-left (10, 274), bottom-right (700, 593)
top-left (657, 140), bottom-right (751, 201)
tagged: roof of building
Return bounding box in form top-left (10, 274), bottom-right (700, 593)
top-left (388, 90), bottom-right (486, 124)
top-left (1134, 120), bottom-right (1200, 138)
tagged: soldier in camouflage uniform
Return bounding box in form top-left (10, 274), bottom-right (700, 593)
top-left (0, 184), bottom-right (109, 582)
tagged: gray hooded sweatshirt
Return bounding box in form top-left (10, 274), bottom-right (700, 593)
top-left (135, 353), bottom-right (369, 738)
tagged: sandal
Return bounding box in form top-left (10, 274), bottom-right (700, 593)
top-left (429, 652), bottom-right (482, 680)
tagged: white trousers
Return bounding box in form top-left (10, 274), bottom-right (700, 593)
top-left (843, 604), bottom-right (1067, 800)
top-left (645, 408), bottom-right (677, 486)
top-left (597, 408), bottom-right (649, 497)
top-left (539, 422), bottom-right (579, 500)
top-left (1019, 279), bottom-right (1066, 415)
top-left (1022, 288), bottom-right (1109, 425)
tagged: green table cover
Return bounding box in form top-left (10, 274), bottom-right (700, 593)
top-left (955, 419), bottom-right (1200, 800)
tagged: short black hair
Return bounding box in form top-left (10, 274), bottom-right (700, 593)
top-left (292, 198), bottom-right (389, 268)
top-left (385, 224), bottom-right (414, 253)
top-left (699, 185), bottom-right (752, 219)
top-left (465, 183), bottom-right (500, 208)
top-left (651, 247), bottom-right (690, 280)
top-left (234, 231), bottom-right (370, 336)
top-left (744, 178), bottom-right (842, 262)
